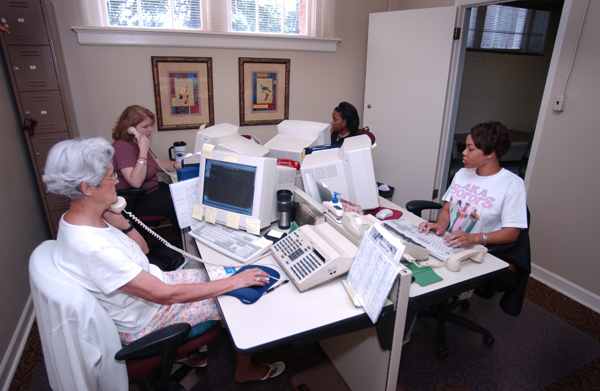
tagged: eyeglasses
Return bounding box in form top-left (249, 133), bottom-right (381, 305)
top-left (104, 172), bottom-right (118, 182)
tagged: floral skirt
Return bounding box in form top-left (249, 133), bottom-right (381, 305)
top-left (119, 268), bottom-right (222, 343)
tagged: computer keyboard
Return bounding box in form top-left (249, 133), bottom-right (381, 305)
top-left (189, 220), bottom-right (271, 264)
top-left (383, 219), bottom-right (463, 262)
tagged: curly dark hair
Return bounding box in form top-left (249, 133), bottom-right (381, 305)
top-left (333, 101), bottom-right (360, 134)
top-left (469, 121), bottom-right (511, 159)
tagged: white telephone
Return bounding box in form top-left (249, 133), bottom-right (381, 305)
top-left (271, 222), bottom-right (358, 292)
top-left (127, 126), bottom-right (140, 137)
top-left (412, 245), bottom-right (487, 272)
top-left (107, 196), bottom-right (243, 267)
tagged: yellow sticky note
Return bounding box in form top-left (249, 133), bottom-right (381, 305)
top-left (205, 207), bottom-right (218, 224)
top-left (245, 218), bottom-right (261, 236)
top-left (253, 237), bottom-right (273, 249)
top-left (202, 143), bottom-right (215, 159)
top-left (192, 204), bottom-right (203, 221)
top-left (224, 154), bottom-right (237, 163)
top-left (225, 212), bottom-right (240, 230)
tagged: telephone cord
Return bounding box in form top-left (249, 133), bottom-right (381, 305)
top-left (123, 210), bottom-right (267, 268)
top-left (148, 150), bottom-right (178, 181)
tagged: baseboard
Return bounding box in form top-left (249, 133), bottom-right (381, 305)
top-left (0, 296), bottom-right (35, 391)
top-left (531, 263), bottom-right (600, 314)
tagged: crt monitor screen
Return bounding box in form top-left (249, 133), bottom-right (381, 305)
top-left (201, 159), bottom-right (256, 216)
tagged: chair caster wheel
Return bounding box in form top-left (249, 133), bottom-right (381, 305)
top-left (483, 336), bottom-right (495, 346)
top-left (460, 301), bottom-right (471, 310)
top-left (437, 348), bottom-right (449, 360)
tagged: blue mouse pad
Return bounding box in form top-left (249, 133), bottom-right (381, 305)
top-left (223, 265), bottom-right (280, 304)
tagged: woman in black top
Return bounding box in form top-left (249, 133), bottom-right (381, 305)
top-left (330, 101), bottom-right (360, 145)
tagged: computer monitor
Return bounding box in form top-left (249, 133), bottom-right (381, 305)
top-left (276, 120), bottom-right (331, 146)
top-left (194, 123), bottom-right (269, 157)
top-left (300, 135), bottom-right (379, 210)
top-left (196, 150), bottom-right (296, 231)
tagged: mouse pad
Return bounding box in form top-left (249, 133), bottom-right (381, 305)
top-left (365, 207), bottom-right (403, 220)
top-left (223, 265), bottom-right (280, 304)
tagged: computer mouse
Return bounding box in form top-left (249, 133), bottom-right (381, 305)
top-left (376, 208), bottom-right (394, 219)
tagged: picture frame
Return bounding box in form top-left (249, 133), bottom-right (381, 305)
top-left (238, 57), bottom-right (290, 126)
top-left (151, 56), bottom-right (214, 131)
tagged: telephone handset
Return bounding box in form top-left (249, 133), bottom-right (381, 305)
top-left (446, 245), bottom-right (487, 272)
top-left (107, 196), bottom-right (246, 267)
top-left (127, 126), bottom-right (140, 137)
top-left (127, 126), bottom-right (177, 180)
top-left (412, 245), bottom-right (487, 272)
top-left (108, 196), bottom-right (127, 214)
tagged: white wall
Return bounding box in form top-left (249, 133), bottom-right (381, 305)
top-left (48, 0), bottom-right (387, 161)
top-left (524, 0), bottom-right (600, 309)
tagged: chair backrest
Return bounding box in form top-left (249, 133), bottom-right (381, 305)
top-left (29, 240), bottom-right (128, 391)
top-left (356, 126), bottom-right (376, 145)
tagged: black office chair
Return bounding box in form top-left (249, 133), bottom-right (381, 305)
top-left (405, 200), bottom-right (531, 359)
top-left (118, 188), bottom-right (184, 271)
top-left (30, 240), bottom-right (221, 391)
top-left (117, 187), bottom-right (170, 228)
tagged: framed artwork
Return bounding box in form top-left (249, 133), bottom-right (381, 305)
top-left (151, 56), bottom-right (214, 131)
top-left (238, 57), bottom-right (290, 126)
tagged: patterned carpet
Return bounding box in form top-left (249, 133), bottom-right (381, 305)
top-left (9, 278), bottom-right (600, 391)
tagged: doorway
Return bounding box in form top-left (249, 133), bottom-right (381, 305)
top-left (446, 0), bottom-right (564, 189)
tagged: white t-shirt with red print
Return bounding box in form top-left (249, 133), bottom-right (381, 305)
top-left (442, 168), bottom-right (527, 234)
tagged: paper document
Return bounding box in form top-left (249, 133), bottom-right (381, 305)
top-left (346, 223), bottom-right (405, 323)
top-left (169, 178), bottom-right (199, 229)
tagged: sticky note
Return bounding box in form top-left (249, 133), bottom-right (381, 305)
top-left (225, 212), bottom-right (240, 230)
top-left (205, 207), bottom-right (218, 224)
top-left (253, 237), bottom-right (273, 249)
top-left (202, 143), bottom-right (215, 159)
top-left (245, 218), bottom-right (261, 236)
top-left (192, 204), bottom-right (203, 221)
top-left (224, 154), bottom-right (237, 163)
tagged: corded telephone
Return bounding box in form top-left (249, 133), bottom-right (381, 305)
top-left (271, 222), bottom-right (358, 292)
top-left (127, 127), bottom-right (177, 180)
top-left (405, 245), bottom-right (487, 272)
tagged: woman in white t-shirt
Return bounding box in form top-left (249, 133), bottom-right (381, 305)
top-left (42, 137), bottom-right (285, 382)
top-left (419, 121), bottom-right (528, 248)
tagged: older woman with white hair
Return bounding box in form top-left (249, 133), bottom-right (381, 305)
top-left (42, 137), bottom-right (285, 382)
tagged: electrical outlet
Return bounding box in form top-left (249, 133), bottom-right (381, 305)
top-left (553, 95), bottom-right (566, 112)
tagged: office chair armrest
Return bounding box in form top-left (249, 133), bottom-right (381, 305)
top-left (405, 200), bottom-right (443, 218)
top-left (115, 323), bottom-right (191, 361)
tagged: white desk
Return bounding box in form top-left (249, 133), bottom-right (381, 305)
top-left (191, 198), bottom-right (508, 391)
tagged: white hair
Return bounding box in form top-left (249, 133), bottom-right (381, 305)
top-left (42, 138), bottom-right (115, 200)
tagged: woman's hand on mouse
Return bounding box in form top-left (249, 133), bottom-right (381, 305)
top-left (230, 269), bottom-right (270, 289)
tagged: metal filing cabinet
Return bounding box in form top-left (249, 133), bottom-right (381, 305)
top-left (1, 0), bottom-right (73, 238)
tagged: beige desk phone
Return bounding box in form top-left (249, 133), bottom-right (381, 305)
top-left (271, 222), bottom-right (358, 292)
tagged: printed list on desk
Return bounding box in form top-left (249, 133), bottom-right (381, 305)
top-left (169, 178), bottom-right (199, 229)
top-left (346, 223), bottom-right (406, 323)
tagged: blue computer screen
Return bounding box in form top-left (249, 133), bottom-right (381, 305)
top-left (202, 159), bottom-right (256, 215)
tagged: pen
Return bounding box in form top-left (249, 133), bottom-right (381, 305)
top-left (266, 280), bottom-right (289, 294)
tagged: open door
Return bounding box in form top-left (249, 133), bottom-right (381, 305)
top-left (363, 6), bottom-right (459, 208)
